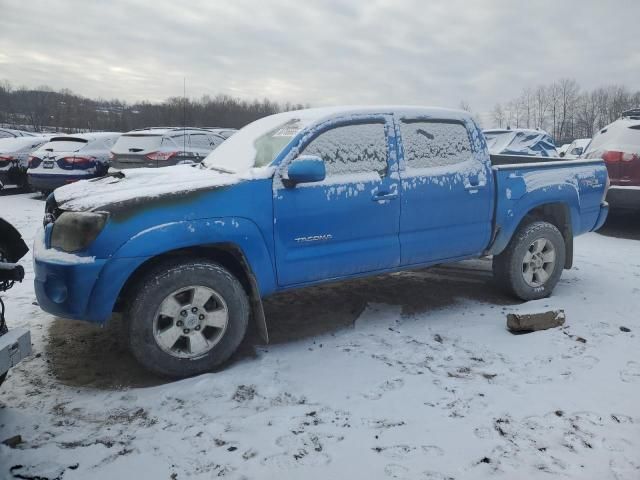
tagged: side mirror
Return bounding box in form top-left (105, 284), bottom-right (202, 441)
top-left (285, 155), bottom-right (326, 186)
top-left (559, 151), bottom-right (565, 157)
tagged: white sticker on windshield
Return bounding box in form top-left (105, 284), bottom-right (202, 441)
top-left (272, 121), bottom-right (301, 137)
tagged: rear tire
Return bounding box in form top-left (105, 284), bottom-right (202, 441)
top-left (493, 221), bottom-right (566, 301)
top-left (127, 260), bottom-right (249, 378)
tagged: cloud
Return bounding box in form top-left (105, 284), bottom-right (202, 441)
top-left (0, 0), bottom-right (638, 116)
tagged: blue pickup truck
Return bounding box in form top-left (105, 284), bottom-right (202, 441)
top-left (33, 107), bottom-right (609, 377)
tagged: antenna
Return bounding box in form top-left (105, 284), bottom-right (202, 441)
top-left (183, 77), bottom-right (186, 155)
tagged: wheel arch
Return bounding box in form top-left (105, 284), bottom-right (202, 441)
top-left (115, 243), bottom-right (269, 343)
top-left (491, 202), bottom-right (574, 269)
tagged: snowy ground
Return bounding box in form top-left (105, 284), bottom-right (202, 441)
top-left (0, 191), bottom-right (639, 480)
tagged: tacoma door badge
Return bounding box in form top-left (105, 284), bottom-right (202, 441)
top-left (294, 234), bottom-right (333, 243)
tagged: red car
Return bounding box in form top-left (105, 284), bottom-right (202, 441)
top-left (584, 109), bottom-right (640, 210)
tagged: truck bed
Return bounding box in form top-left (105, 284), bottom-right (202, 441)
top-left (487, 157), bottom-right (609, 256)
top-left (490, 153), bottom-right (566, 166)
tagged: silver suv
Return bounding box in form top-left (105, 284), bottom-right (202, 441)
top-left (110, 127), bottom-right (228, 169)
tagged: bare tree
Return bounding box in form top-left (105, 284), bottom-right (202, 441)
top-left (492, 103), bottom-right (505, 128)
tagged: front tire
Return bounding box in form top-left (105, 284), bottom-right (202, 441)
top-left (127, 260), bottom-right (249, 378)
top-left (493, 221), bottom-right (566, 301)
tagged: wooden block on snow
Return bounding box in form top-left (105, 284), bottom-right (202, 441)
top-left (507, 310), bottom-right (565, 333)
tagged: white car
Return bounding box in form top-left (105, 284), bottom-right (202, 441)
top-left (0, 135), bottom-right (54, 188)
top-left (28, 132), bottom-right (121, 194)
top-left (0, 128), bottom-right (35, 140)
top-left (561, 138), bottom-right (591, 159)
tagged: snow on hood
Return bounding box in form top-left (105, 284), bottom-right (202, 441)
top-left (53, 164), bottom-right (274, 211)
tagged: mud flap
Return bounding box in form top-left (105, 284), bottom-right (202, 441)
top-left (246, 268), bottom-right (269, 344)
top-left (251, 295), bottom-right (269, 344)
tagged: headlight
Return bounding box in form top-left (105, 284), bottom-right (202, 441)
top-left (50, 211), bottom-right (108, 252)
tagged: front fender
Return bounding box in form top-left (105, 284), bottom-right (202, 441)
top-left (113, 217), bottom-right (278, 296)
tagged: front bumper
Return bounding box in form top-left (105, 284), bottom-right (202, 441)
top-left (606, 186), bottom-right (640, 210)
top-left (28, 173), bottom-right (92, 192)
top-left (0, 328), bottom-right (31, 377)
top-left (34, 229), bottom-right (150, 324)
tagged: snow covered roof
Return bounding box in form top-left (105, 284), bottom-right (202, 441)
top-left (48, 132), bottom-right (121, 143)
top-left (0, 135), bottom-right (54, 152)
top-left (125, 127), bottom-right (223, 136)
top-left (584, 117), bottom-right (640, 157)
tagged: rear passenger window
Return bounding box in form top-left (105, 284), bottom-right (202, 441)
top-left (400, 121), bottom-right (472, 169)
top-left (190, 134), bottom-right (212, 149)
top-left (301, 123), bottom-right (388, 177)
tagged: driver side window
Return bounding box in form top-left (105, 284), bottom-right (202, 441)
top-left (301, 123), bottom-right (388, 177)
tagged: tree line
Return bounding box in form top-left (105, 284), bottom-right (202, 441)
top-left (0, 81), bottom-right (306, 133)
top-left (490, 80), bottom-right (640, 144)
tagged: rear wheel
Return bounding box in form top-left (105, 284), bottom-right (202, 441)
top-left (127, 260), bottom-right (249, 378)
top-left (493, 221), bottom-right (566, 301)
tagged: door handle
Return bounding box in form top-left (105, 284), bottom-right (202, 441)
top-left (372, 191), bottom-right (398, 201)
top-left (464, 174), bottom-right (486, 192)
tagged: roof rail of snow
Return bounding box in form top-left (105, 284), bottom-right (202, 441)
top-left (127, 127), bottom-right (226, 134)
top-left (48, 132), bottom-right (121, 142)
top-left (621, 108), bottom-right (640, 120)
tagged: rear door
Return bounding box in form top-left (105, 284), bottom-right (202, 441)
top-left (397, 118), bottom-right (494, 265)
top-left (273, 116), bottom-right (401, 286)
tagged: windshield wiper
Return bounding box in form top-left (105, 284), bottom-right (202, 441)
top-left (207, 165), bottom-right (235, 174)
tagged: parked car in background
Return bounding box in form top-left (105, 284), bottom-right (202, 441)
top-left (483, 128), bottom-right (558, 157)
top-left (560, 138), bottom-right (591, 159)
top-left (0, 128), bottom-right (35, 139)
top-left (557, 143), bottom-right (570, 157)
top-left (206, 128), bottom-right (237, 139)
top-left (584, 108), bottom-right (640, 210)
top-left (0, 135), bottom-right (55, 188)
top-left (35, 106), bottom-right (608, 378)
top-left (109, 127), bottom-right (227, 170)
top-left (28, 132), bottom-right (121, 194)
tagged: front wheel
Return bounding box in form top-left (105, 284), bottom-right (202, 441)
top-left (493, 221), bottom-right (566, 301)
top-left (127, 260), bottom-right (249, 378)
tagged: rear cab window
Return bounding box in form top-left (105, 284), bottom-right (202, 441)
top-left (399, 120), bottom-right (473, 171)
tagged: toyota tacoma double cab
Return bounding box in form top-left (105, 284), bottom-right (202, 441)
top-left (33, 107), bottom-right (609, 377)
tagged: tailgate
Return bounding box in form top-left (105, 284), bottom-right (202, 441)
top-left (111, 154), bottom-right (152, 169)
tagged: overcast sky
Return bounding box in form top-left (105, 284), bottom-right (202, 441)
top-left (1, 0), bottom-right (639, 117)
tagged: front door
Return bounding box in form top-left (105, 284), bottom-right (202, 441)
top-left (273, 116), bottom-right (401, 286)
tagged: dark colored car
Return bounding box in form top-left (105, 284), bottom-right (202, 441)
top-left (584, 109), bottom-right (640, 210)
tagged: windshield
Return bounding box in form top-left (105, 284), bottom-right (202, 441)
top-left (202, 110), bottom-right (334, 172)
top-left (41, 138), bottom-right (88, 153)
